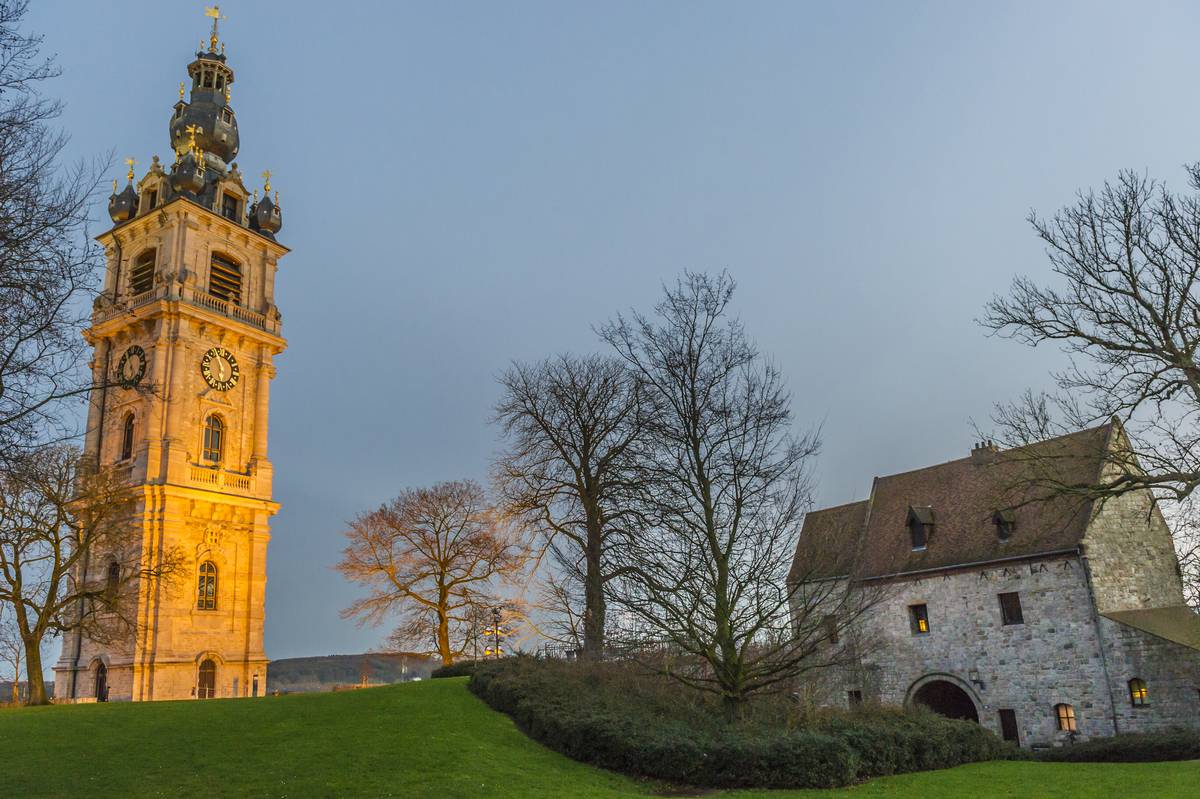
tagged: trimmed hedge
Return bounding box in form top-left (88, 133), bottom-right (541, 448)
top-left (468, 658), bottom-right (1003, 789)
top-left (430, 661), bottom-right (478, 679)
top-left (1034, 730), bottom-right (1200, 762)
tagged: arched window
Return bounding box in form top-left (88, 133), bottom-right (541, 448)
top-left (208, 253), bottom-right (242, 305)
top-left (1054, 703), bottom-right (1076, 732)
top-left (104, 561), bottom-right (120, 601)
top-left (197, 561), bottom-right (217, 610)
top-left (197, 658), bottom-right (216, 699)
top-left (1129, 678), bottom-right (1148, 707)
top-left (130, 249), bottom-right (156, 295)
top-left (202, 414), bottom-right (224, 463)
top-left (94, 662), bottom-right (108, 702)
top-left (120, 412), bottom-right (135, 462)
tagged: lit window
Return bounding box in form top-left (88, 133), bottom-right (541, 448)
top-left (208, 253), bottom-right (242, 304)
top-left (998, 592), bottom-right (1024, 625)
top-left (1129, 678), bottom-right (1148, 707)
top-left (130, 249), bottom-right (156, 295)
top-left (202, 414), bottom-right (224, 462)
top-left (909, 603), bottom-right (930, 635)
top-left (197, 561), bottom-right (217, 611)
top-left (120, 413), bottom-right (135, 462)
top-left (1054, 703), bottom-right (1076, 732)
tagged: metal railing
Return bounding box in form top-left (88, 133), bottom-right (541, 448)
top-left (93, 285), bottom-right (276, 333)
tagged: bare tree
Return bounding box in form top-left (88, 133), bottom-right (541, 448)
top-left (983, 166), bottom-right (1200, 603)
top-left (337, 480), bottom-right (529, 666)
top-left (0, 445), bottom-right (183, 705)
top-left (599, 272), bottom-right (876, 716)
top-left (0, 1), bottom-right (107, 462)
top-left (0, 602), bottom-right (23, 703)
top-left (494, 354), bottom-right (644, 657)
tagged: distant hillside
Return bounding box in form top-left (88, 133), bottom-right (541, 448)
top-left (268, 653), bottom-right (435, 693)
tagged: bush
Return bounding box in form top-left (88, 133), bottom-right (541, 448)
top-left (430, 661), bottom-right (478, 679)
top-left (1033, 730), bottom-right (1200, 762)
top-left (468, 658), bottom-right (1002, 789)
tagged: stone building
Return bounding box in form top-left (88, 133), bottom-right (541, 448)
top-left (53, 10), bottom-right (287, 702)
top-left (790, 423), bottom-right (1200, 747)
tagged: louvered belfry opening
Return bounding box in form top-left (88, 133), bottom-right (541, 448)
top-left (209, 253), bottom-right (242, 304)
top-left (130, 249), bottom-right (156, 295)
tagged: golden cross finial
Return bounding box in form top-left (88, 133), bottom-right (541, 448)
top-left (204, 5), bottom-right (226, 51)
top-left (261, 169), bottom-right (272, 192)
top-left (185, 124), bottom-right (200, 149)
top-left (125, 157), bottom-right (136, 182)
top-left (179, 81), bottom-right (185, 102)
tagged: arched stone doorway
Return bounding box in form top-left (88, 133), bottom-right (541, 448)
top-left (197, 659), bottom-right (216, 699)
top-left (93, 662), bottom-right (108, 702)
top-left (910, 678), bottom-right (979, 722)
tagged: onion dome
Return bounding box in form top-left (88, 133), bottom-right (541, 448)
top-left (107, 160), bottom-right (139, 223)
top-left (249, 172), bottom-right (282, 237)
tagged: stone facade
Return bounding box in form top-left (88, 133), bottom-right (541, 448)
top-left (52, 21), bottom-right (286, 703)
top-left (795, 431), bottom-right (1200, 747)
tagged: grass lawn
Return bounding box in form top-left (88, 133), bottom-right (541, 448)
top-left (0, 678), bottom-right (1195, 798)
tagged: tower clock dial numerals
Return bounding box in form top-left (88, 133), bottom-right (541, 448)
top-left (116, 345), bottom-right (147, 387)
top-left (201, 347), bottom-right (240, 391)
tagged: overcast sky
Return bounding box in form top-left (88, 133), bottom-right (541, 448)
top-left (29, 1), bottom-right (1200, 660)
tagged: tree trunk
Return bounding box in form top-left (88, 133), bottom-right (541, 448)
top-left (437, 608), bottom-right (453, 666)
top-left (24, 640), bottom-right (47, 706)
top-left (583, 523), bottom-right (606, 658)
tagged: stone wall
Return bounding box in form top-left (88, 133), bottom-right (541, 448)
top-left (1099, 618), bottom-right (1200, 733)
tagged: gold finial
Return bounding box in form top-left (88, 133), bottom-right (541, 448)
top-left (224, 84), bottom-right (231, 103)
top-left (204, 5), bottom-right (226, 51)
top-left (125, 157), bottom-right (136, 182)
top-left (274, 190), bottom-right (280, 209)
top-left (253, 189), bottom-right (259, 203)
top-left (185, 124), bottom-right (201, 151)
top-left (112, 178), bottom-right (118, 193)
top-left (261, 169), bottom-right (272, 193)
top-left (179, 81), bottom-right (185, 102)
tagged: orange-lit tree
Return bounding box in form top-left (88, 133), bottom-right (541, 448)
top-left (337, 480), bottom-right (528, 666)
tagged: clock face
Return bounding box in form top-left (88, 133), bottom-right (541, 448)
top-left (201, 347), bottom-right (240, 391)
top-left (116, 345), bottom-right (147, 387)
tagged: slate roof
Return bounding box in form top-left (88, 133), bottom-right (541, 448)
top-left (790, 424), bottom-right (1114, 583)
top-left (1103, 606), bottom-right (1200, 651)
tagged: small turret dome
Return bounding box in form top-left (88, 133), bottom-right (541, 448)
top-left (250, 192), bottom-right (282, 237)
top-left (169, 152), bottom-right (207, 196)
top-left (108, 181), bottom-right (139, 223)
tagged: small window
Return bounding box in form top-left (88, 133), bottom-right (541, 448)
top-left (847, 690), bottom-right (863, 707)
top-left (993, 509), bottom-right (1016, 541)
top-left (998, 592), bottom-right (1024, 625)
top-left (907, 506), bottom-right (934, 550)
top-left (824, 615), bottom-right (839, 645)
top-left (998, 709), bottom-right (1019, 743)
top-left (197, 561), bottom-right (217, 611)
top-left (216, 76), bottom-right (225, 92)
top-left (104, 561), bottom-right (120, 601)
top-left (1054, 703), bottom-right (1076, 732)
top-left (120, 413), bottom-right (135, 462)
top-left (203, 70), bottom-right (214, 89)
top-left (202, 414), bottom-right (224, 462)
top-left (1129, 678), bottom-right (1148, 707)
top-left (221, 193), bottom-right (240, 222)
top-left (909, 603), bottom-right (930, 635)
top-left (208, 253), bottom-right (242, 304)
top-left (221, 107), bottom-right (233, 124)
top-left (147, 189), bottom-right (158, 210)
top-left (130, 249), bottom-right (156, 295)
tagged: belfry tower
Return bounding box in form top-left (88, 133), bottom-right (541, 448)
top-left (53, 8), bottom-right (287, 701)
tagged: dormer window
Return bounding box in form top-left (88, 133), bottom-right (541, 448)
top-left (907, 506), bottom-right (934, 551)
top-left (993, 509), bottom-right (1016, 541)
top-left (147, 189), bottom-right (158, 210)
top-left (221, 107), bottom-right (233, 124)
top-left (221, 193), bottom-right (240, 222)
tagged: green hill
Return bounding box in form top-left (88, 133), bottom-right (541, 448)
top-left (0, 679), bottom-right (1194, 798)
